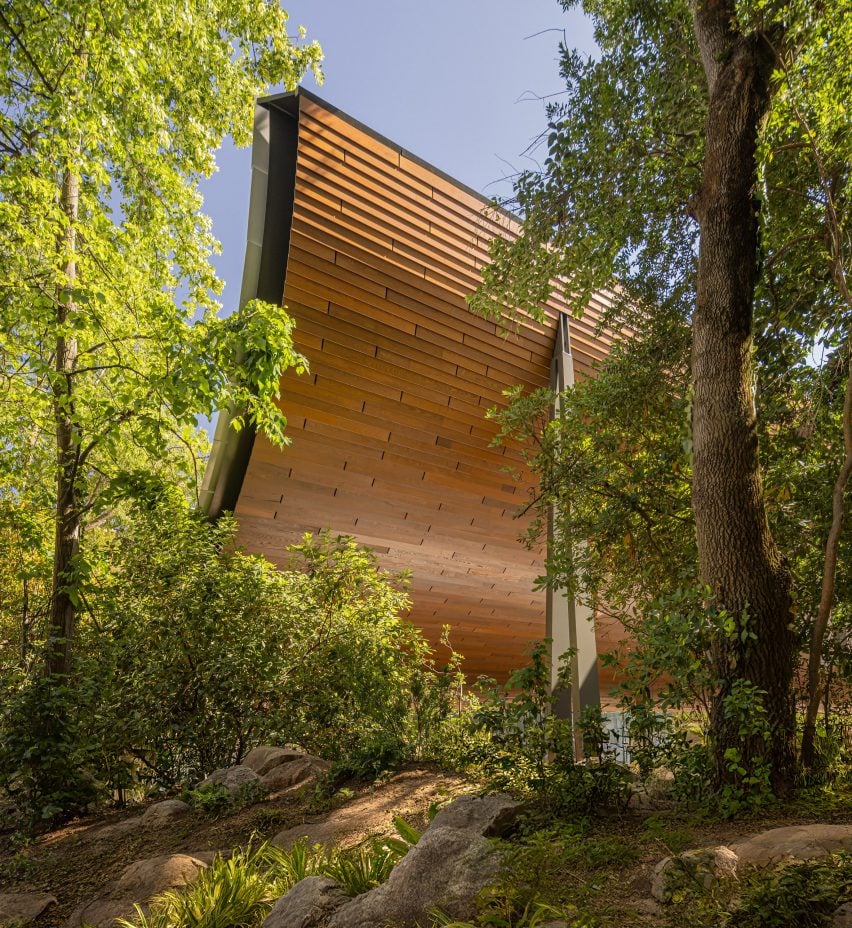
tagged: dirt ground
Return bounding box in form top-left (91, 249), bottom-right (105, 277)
top-left (0, 766), bottom-right (468, 926)
top-left (1, 769), bottom-right (849, 928)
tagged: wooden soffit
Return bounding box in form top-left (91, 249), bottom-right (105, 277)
top-left (221, 89), bottom-right (614, 681)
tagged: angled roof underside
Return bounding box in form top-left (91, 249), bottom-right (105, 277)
top-left (211, 89), bottom-right (617, 682)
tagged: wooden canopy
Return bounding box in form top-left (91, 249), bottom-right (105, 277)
top-left (202, 89), bottom-right (616, 683)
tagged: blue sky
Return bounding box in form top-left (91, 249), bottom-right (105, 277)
top-left (200, 0), bottom-right (597, 313)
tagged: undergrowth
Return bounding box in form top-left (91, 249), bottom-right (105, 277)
top-left (115, 815), bottom-right (424, 928)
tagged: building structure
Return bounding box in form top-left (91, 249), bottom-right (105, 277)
top-left (201, 89), bottom-right (621, 708)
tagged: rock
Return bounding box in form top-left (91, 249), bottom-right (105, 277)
top-left (66, 853), bottom-right (209, 928)
top-left (198, 764), bottom-right (262, 797)
top-left (261, 756), bottom-right (330, 796)
top-left (429, 793), bottom-right (522, 837)
top-left (0, 893), bottom-right (57, 926)
top-left (647, 767), bottom-right (675, 797)
top-left (67, 898), bottom-right (136, 928)
top-left (141, 798), bottom-right (190, 828)
top-left (629, 785), bottom-right (671, 811)
top-left (329, 827), bottom-right (498, 928)
top-left (834, 902), bottom-right (852, 928)
top-left (731, 824), bottom-right (852, 866)
top-left (651, 845), bottom-right (738, 903)
top-left (327, 794), bottom-right (519, 928)
top-left (184, 850), bottom-right (221, 865)
top-left (244, 746), bottom-right (307, 776)
top-left (116, 853), bottom-right (207, 896)
top-left (263, 877), bottom-right (349, 928)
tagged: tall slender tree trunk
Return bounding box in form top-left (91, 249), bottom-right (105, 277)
top-left (801, 356), bottom-right (852, 768)
top-left (46, 167), bottom-right (81, 680)
top-left (798, 143), bottom-right (852, 769)
top-left (690, 2), bottom-right (796, 791)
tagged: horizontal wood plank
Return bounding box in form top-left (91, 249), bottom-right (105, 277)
top-left (233, 93), bottom-right (614, 683)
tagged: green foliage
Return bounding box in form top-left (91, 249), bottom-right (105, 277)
top-left (641, 816), bottom-right (696, 855)
top-left (730, 853), bottom-right (852, 928)
top-left (117, 845), bottom-right (279, 928)
top-left (179, 783), bottom-right (260, 819)
top-left (88, 503), bottom-right (458, 788)
top-left (716, 682), bottom-right (775, 817)
top-left (432, 823), bottom-right (641, 928)
top-left (0, 0), bottom-right (322, 820)
top-left (0, 0), bottom-right (321, 462)
top-left (473, 0), bottom-right (852, 787)
top-left (118, 823), bottom-right (422, 928)
top-left (0, 495), bottom-right (461, 819)
top-left (0, 0), bottom-right (322, 650)
top-left (457, 643), bottom-right (631, 816)
top-left (321, 841), bottom-right (402, 896)
top-left (797, 717), bottom-right (852, 788)
top-left (600, 587), bottom-right (781, 813)
top-left (0, 672), bottom-right (99, 821)
top-left (431, 899), bottom-right (569, 928)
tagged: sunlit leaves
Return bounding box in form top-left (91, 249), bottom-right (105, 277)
top-left (0, 0), bottom-right (322, 644)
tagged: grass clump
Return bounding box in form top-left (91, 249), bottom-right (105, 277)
top-left (116, 846), bottom-right (276, 928)
top-left (115, 817), bottom-right (423, 928)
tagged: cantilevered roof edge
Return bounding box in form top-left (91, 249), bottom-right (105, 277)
top-left (261, 87), bottom-right (520, 226)
top-left (200, 100), bottom-right (300, 519)
top-left (201, 88), bottom-right (553, 521)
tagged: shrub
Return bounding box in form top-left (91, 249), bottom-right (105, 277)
top-left (83, 499), bottom-right (462, 789)
top-left (0, 671), bottom-right (100, 822)
top-left (0, 493), bottom-right (462, 818)
top-left (455, 642), bottom-right (632, 815)
top-left (730, 853), bottom-right (852, 928)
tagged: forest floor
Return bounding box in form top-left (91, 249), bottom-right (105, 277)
top-left (1, 767), bottom-right (850, 927)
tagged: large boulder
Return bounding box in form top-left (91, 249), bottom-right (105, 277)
top-left (0, 893), bottom-right (57, 926)
top-left (261, 756), bottom-right (330, 796)
top-left (198, 764), bottom-right (262, 797)
top-left (429, 793), bottom-right (521, 837)
top-left (243, 746), bottom-right (307, 777)
top-left (731, 824), bottom-right (852, 866)
top-left (141, 798), bottom-right (190, 828)
top-left (324, 794), bottom-right (521, 928)
top-left (262, 877), bottom-right (349, 928)
top-left (66, 853), bottom-right (208, 927)
top-left (651, 845), bottom-right (739, 903)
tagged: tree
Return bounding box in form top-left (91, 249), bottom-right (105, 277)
top-left (0, 1), bottom-right (321, 680)
top-left (472, 0), bottom-right (850, 791)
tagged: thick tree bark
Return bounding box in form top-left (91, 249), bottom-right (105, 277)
top-left (46, 167), bottom-right (81, 680)
top-left (690, 2), bottom-right (796, 790)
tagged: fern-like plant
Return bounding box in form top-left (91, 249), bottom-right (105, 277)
top-left (116, 845), bottom-right (276, 928)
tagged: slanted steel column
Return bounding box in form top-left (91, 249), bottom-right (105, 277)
top-left (545, 314), bottom-right (600, 755)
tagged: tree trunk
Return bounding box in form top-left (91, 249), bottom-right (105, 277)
top-left (690, 3), bottom-right (796, 791)
top-left (46, 167), bottom-right (81, 680)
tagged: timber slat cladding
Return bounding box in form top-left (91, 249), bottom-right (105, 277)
top-left (233, 93), bottom-right (615, 682)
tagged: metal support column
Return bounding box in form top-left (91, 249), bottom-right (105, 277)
top-left (545, 314), bottom-right (601, 756)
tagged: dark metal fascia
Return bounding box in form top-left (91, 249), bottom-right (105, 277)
top-left (199, 99), bottom-right (300, 519)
